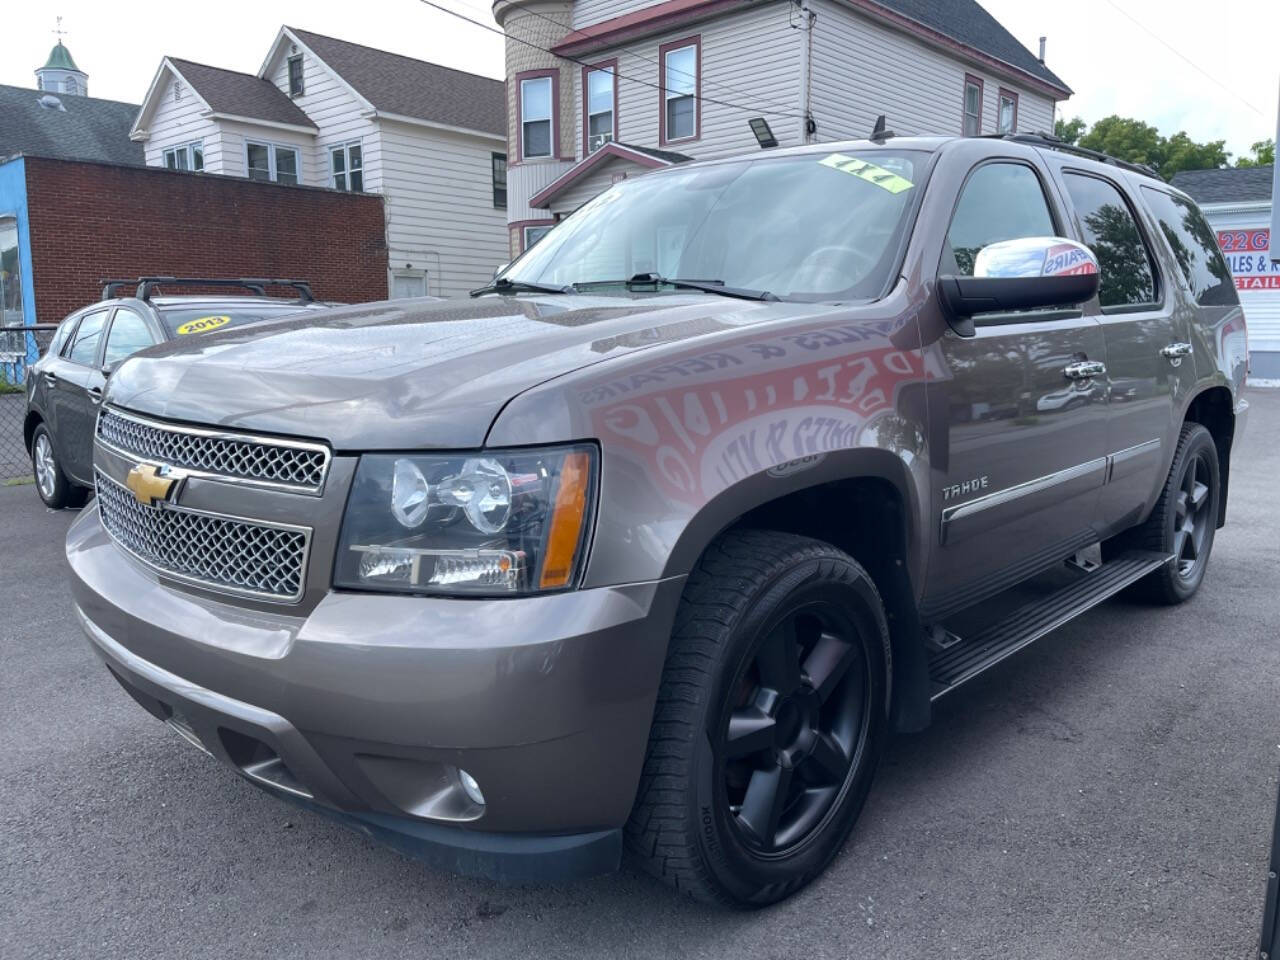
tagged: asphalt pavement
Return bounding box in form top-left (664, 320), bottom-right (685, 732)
top-left (4, 391), bottom-right (1280, 960)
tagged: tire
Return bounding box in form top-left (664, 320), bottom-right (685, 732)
top-left (625, 529), bottom-right (891, 907)
top-left (30, 423), bottom-right (78, 509)
top-left (1128, 422), bottom-right (1220, 604)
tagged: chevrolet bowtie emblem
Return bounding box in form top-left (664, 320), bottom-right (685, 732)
top-left (125, 463), bottom-right (187, 507)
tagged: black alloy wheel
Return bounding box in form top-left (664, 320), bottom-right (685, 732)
top-left (721, 601), bottom-right (869, 856)
top-left (1123, 421), bottom-right (1220, 604)
top-left (627, 529), bottom-right (890, 907)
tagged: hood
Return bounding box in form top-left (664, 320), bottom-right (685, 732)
top-left (105, 294), bottom-right (838, 449)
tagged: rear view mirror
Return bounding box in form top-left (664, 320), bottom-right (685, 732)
top-left (939, 237), bottom-right (1100, 336)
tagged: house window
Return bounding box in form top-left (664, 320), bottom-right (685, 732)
top-left (585, 62), bottom-right (616, 153)
top-left (392, 272), bottom-right (428, 299)
top-left (287, 55), bottom-right (304, 97)
top-left (247, 142), bottom-right (298, 185)
top-left (331, 142), bottom-right (364, 191)
top-left (963, 75), bottom-right (983, 136)
top-left (661, 38), bottom-right (699, 144)
top-left (997, 89), bottom-right (1018, 134)
top-left (492, 153), bottom-right (507, 208)
top-left (163, 141), bottom-right (203, 172)
top-left (520, 75), bottom-right (554, 160)
top-left (524, 224), bottom-right (553, 250)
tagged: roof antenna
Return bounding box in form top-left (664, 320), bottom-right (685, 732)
top-left (869, 114), bottom-right (895, 143)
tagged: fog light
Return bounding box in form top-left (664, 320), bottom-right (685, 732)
top-left (458, 768), bottom-right (485, 806)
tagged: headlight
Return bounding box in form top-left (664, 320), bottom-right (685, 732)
top-left (334, 445), bottom-right (596, 596)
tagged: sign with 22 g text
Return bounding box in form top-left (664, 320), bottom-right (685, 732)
top-left (1218, 229), bottom-right (1280, 290)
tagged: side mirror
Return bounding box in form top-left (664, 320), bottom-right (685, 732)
top-left (938, 237), bottom-right (1100, 336)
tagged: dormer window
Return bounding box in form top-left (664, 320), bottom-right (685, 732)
top-left (288, 55), bottom-right (304, 97)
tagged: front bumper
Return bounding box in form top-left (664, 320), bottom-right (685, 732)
top-left (68, 506), bottom-right (684, 883)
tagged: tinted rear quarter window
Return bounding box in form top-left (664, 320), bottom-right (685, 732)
top-left (1063, 172), bottom-right (1156, 309)
top-left (65, 310), bottom-right (107, 365)
top-left (945, 162), bottom-right (1056, 275)
top-left (1140, 187), bottom-right (1236, 306)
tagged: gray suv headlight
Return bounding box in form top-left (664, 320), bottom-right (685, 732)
top-left (334, 445), bottom-right (596, 596)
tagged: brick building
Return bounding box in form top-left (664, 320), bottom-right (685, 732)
top-left (1, 154), bottom-right (387, 326)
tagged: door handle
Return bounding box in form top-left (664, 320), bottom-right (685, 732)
top-left (1161, 342), bottom-right (1192, 366)
top-left (1064, 360), bottom-right (1106, 381)
top-left (87, 386), bottom-right (103, 405)
top-left (42, 371), bottom-right (57, 386)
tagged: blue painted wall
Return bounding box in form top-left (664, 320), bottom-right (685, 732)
top-left (0, 156), bottom-right (37, 378)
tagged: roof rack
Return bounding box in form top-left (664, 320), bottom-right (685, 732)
top-left (99, 277), bottom-right (315, 303)
top-left (985, 132), bottom-right (1161, 180)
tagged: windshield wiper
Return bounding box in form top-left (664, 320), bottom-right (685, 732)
top-left (576, 274), bottom-right (778, 302)
top-left (470, 277), bottom-right (575, 298)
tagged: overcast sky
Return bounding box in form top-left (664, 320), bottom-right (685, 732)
top-left (3, 0), bottom-right (1276, 159)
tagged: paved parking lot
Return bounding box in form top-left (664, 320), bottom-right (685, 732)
top-left (4, 391), bottom-right (1280, 960)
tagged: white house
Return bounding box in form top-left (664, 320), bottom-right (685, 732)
top-left (1171, 164), bottom-right (1279, 380)
top-left (130, 27), bottom-right (509, 299)
top-left (494, 0), bottom-right (1071, 256)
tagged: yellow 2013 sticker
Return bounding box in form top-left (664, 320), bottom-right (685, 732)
top-left (819, 153), bottom-right (914, 194)
top-left (176, 315), bottom-right (231, 335)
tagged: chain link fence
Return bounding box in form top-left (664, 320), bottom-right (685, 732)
top-left (2, 325), bottom-right (57, 483)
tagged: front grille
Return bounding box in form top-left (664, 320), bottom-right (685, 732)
top-left (97, 407), bottom-right (329, 493)
top-left (95, 470), bottom-right (310, 602)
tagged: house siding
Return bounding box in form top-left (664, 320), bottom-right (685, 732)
top-left (573, 0), bottom-right (659, 29)
top-left (143, 72), bottom-right (224, 173)
top-left (263, 38), bottom-right (380, 189)
top-left (575, 3), bottom-right (804, 161)
top-left (378, 119), bottom-right (510, 298)
top-left (808, 0), bottom-right (1055, 140)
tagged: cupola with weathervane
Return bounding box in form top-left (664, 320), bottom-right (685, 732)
top-left (35, 20), bottom-right (88, 97)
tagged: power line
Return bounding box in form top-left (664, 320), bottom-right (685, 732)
top-left (416, 0), bottom-right (804, 121)
top-left (1096, 0), bottom-right (1267, 118)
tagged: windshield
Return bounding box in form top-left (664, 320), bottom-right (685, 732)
top-left (158, 304), bottom-right (313, 338)
top-left (502, 149), bottom-right (927, 301)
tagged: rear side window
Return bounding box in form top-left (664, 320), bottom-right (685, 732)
top-left (65, 310), bottom-right (107, 365)
top-left (1140, 187), bottom-right (1236, 306)
top-left (1063, 173), bottom-right (1156, 309)
top-left (102, 309), bottom-right (156, 368)
top-left (945, 162), bottom-right (1056, 275)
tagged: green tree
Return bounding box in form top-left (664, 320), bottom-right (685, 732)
top-left (1073, 115), bottom-right (1229, 179)
top-left (1160, 131), bottom-right (1230, 178)
top-left (1236, 139), bottom-right (1276, 168)
top-left (1054, 116), bottom-right (1087, 145)
top-left (1078, 115), bottom-right (1163, 169)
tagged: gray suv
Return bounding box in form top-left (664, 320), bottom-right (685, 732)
top-left (66, 135), bottom-right (1249, 906)
top-left (25, 278), bottom-right (325, 508)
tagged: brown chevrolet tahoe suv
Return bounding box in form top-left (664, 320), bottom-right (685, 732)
top-left (66, 135), bottom-right (1249, 907)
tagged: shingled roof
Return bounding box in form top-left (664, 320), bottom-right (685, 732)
top-left (167, 58), bottom-right (316, 128)
top-left (287, 27), bottom-right (505, 136)
top-left (0, 84), bottom-right (143, 166)
top-left (1171, 165), bottom-right (1274, 205)
top-left (876, 0), bottom-right (1069, 93)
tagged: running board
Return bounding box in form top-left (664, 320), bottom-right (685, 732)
top-left (929, 550), bottom-right (1173, 700)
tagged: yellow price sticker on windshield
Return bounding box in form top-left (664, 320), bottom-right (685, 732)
top-left (819, 153), bottom-right (914, 194)
top-left (176, 315), bottom-right (231, 335)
